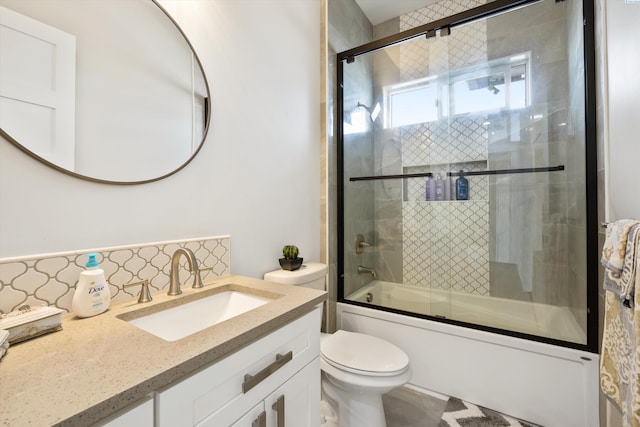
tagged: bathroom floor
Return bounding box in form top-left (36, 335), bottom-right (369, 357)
top-left (383, 386), bottom-right (540, 426)
top-left (383, 386), bottom-right (447, 426)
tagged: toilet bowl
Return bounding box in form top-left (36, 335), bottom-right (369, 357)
top-left (320, 330), bottom-right (411, 427)
top-left (264, 263), bottom-right (411, 427)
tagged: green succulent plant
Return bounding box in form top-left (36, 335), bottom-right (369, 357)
top-left (282, 245), bottom-right (299, 259)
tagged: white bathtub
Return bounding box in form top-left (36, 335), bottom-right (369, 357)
top-left (338, 281), bottom-right (599, 427)
top-left (348, 281), bottom-right (586, 343)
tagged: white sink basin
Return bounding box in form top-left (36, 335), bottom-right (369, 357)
top-left (126, 290), bottom-right (272, 341)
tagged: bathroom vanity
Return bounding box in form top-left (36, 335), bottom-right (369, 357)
top-left (0, 275), bottom-right (326, 426)
top-left (155, 307), bottom-right (320, 426)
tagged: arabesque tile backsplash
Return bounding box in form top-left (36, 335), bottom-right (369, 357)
top-left (0, 236), bottom-right (230, 314)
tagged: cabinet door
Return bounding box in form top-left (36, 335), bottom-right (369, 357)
top-left (94, 395), bottom-right (154, 427)
top-left (266, 357), bottom-right (320, 427)
top-left (231, 402), bottom-right (265, 427)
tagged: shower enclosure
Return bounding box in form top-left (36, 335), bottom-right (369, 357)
top-left (337, 0), bottom-right (597, 352)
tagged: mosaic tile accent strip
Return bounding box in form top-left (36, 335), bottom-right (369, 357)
top-left (402, 201), bottom-right (489, 295)
top-left (0, 236), bottom-right (231, 313)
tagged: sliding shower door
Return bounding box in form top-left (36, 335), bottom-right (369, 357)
top-left (339, 0), bottom-right (595, 349)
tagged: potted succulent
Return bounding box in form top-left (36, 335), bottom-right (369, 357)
top-left (279, 245), bottom-right (303, 271)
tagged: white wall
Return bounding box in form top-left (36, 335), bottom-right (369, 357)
top-left (601, 2), bottom-right (640, 425)
top-left (0, 0), bottom-right (321, 279)
top-left (606, 0), bottom-right (640, 221)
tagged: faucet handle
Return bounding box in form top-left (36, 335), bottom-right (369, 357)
top-left (192, 268), bottom-right (204, 289)
top-left (355, 234), bottom-right (373, 254)
top-left (194, 266), bottom-right (214, 289)
top-left (124, 279), bottom-right (153, 304)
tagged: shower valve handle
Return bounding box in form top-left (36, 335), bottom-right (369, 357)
top-left (355, 234), bottom-right (372, 254)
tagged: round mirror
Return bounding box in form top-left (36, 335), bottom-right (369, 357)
top-left (0, 0), bottom-right (210, 184)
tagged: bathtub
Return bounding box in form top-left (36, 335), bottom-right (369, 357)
top-left (348, 281), bottom-right (587, 343)
top-left (338, 281), bottom-right (599, 427)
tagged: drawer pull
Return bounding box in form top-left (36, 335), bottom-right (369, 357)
top-left (272, 395), bottom-right (285, 427)
top-left (243, 351), bottom-right (293, 393)
top-left (251, 410), bottom-right (266, 427)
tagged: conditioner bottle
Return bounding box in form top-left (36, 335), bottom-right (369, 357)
top-left (456, 170), bottom-right (469, 200)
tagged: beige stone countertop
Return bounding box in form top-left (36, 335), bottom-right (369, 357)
top-left (0, 275), bottom-right (326, 426)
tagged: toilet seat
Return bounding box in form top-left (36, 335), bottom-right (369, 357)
top-left (321, 330), bottom-right (409, 377)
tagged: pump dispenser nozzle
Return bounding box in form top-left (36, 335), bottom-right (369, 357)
top-left (86, 253), bottom-right (99, 268)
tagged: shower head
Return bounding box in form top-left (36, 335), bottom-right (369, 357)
top-left (355, 102), bottom-right (381, 122)
top-left (344, 101), bottom-right (381, 133)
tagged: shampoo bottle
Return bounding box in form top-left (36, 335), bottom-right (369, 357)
top-left (425, 176), bottom-right (436, 201)
top-left (456, 170), bottom-right (469, 200)
top-left (443, 173), bottom-right (451, 201)
top-left (72, 253), bottom-right (111, 318)
top-left (435, 174), bottom-right (444, 201)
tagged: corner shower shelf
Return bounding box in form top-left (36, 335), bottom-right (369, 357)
top-left (348, 165), bottom-right (564, 182)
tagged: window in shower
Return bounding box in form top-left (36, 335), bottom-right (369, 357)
top-left (385, 54), bottom-right (529, 128)
top-left (338, 0), bottom-right (597, 352)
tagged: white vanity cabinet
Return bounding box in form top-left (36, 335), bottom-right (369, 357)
top-left (94, 395), bottom-right (154, 427)
top-left (262, 357), bottom-right (320, 426)
top-left (156, 305), bottom-right (322, 427)
top-left (231, 359), bottom-right (320, 427)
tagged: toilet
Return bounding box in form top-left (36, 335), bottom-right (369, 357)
top-left (264, 262), bottom-right (411, 427)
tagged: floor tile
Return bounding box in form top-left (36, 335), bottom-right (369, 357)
top-left (383, 387), bottom-right (447, 427)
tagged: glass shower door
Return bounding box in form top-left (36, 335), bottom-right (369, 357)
top-left (339, 0), bottom-right (591, 347)
top-left (341, 31), bottom-right (454, 320)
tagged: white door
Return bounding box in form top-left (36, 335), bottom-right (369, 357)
top-left (0, 5), bottom-right (76, 170)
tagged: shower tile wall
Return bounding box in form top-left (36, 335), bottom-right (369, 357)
top-left (401, 119), bottom-right (488, 167)
top-left (403, 200), bottom-right (490, 294)
top-left (394, 0), bottom-right (491, 295)
top-left (0, 236), bottom-right (230, 314)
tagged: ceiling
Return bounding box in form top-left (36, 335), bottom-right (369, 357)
top-left (353, 0), bottom-right (440, 25)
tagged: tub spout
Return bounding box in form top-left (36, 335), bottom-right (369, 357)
top-left (357, 265), bottom-right (377, 279)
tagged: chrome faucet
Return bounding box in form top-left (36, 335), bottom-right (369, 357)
top-left (168, 248), bottom-right (203, 296)
top-left (357, 265), bottom-right (377, 279)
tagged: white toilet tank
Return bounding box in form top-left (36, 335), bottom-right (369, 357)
top-left (263, 262), bottom-right (327, 290)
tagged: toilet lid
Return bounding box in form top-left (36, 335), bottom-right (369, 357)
top-left (321, 330), bottom-right (409, 375)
